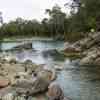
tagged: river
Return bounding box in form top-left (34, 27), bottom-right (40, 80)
top-left (1, 40), bottom-right (100, 100)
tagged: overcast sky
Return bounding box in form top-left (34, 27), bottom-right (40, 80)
top-left (0, 0), bottom-right (70, 23)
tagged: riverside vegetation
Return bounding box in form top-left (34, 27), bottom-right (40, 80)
top-left (1, 0), bottom-right (100, 41)
top-left (0, 0), bottom-right (100, 100)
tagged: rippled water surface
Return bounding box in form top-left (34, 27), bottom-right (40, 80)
top-left (1, 40), bottom-right (100, 100)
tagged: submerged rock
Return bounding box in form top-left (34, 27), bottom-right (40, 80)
top-left (42, 49), bottom-right (59, 57)
top-left (13, 42), bottom-right (32, 50)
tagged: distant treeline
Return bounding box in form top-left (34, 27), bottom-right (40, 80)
top-left (0, 0), bottom-right (100, 41)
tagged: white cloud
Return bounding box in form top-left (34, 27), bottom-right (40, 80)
top-left (0, 0), bottom-right (68, 22)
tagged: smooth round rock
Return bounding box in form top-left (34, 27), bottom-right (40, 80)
top-left (47, 82), bottom-right (71, 100)
top-left (0, 79), bottom-right (10, 88)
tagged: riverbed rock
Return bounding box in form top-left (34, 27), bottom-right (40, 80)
top-left (42, 49), bottom-right (59, 57)
top-left (13, 77), bottom-right (49, 95)
top-left (9, 58), bottom-right (17, 64)
top-left (54, 65), bottom-right (64, 70)
top-left (47, 83), bottom-right (64, 99)
top-left (74, 32), bottom-right (100, 50)
top-left (24, 59), bottom-right (33, 64)
top-left (23, 60), bottom-right (38, 73)
top-left (79, 47), bottom-right (100, 65)
top-left (94, 57), bottom-right (100, 65)
top-left (64, 42), bottom-right (81, 53)
top-left (13, 42), bottom-right (32, 50)
top-left (64, 32), bottom-right (100, 65)
top-left (38, 69), bottom-right (56, 81)
top-left (1, 53), bottom-right (17, 63)
top-left (79, 56), bottom-right (93, 65)
top-left (0, 59), bottom-right (8, 64)
top-left (47, 82), bottom-right (71, 100)
top-left (0, 79), bottom-right (10, 88)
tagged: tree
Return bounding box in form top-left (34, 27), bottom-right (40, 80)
top-left (68, 0), bottom-right (100, 32)
top-left (45, 4), bottom-right (67, 37)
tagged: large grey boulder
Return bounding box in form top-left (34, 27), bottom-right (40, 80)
top-left (12, 77), bottom-right (49, 95)
top-left (47, 82), bottom-right (71, 100)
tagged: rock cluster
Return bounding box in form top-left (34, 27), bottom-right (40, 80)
top-left (64, 42), bottom-right (81, 53)
top-left (77, 32), bottom-right (100, 65)
top-left (64, 32), bottom-right (100, 65)
top-left (0, 58), bottom-right (56, 100)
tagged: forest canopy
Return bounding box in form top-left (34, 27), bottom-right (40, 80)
top-left (0, 0), bottom-right (100, 41)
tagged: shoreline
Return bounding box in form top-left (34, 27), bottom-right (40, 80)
top-left (0, 37), bottom-right (54, 43)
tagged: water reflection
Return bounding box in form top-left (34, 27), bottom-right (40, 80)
top-left (56, 61), bottom-right (100, 100)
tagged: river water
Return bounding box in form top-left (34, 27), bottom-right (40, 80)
top-left (1, 40), bottom-right (100, 100)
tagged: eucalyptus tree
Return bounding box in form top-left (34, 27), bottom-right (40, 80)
top-left (41, 18), bottom-right (50, 36)
top-left (45, 4), bottom-right (67, 37)
top-left (0, 12), bottom-right (3, 24)
top-left (65, 0), bottom-right (100, 35)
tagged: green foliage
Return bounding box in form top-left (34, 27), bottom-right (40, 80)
top-left (45, 4), bottom-right (67, 37)
top-left (0, 5), bottom-right (68, 39)
top-left (68, 0), bottom-right (100, 32)
top-left (0, 0), bottom-right (100, 42)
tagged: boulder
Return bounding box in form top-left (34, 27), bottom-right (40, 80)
top-left (47, 82), bottom-right (71, 100)
top-left (64, 46), bottom-right (81, 53)
top-left (75, 32), bottom-right (100, 49)
top-left (42, 49), bottom-right (59, 57)
top-left (12, 77), bottom-right (50, 95)
top-left (0, 59), bottom-right (8, 64)
top-left (64, 42), bottom-right (81, 53)
top-left (38, 69), bottom-right (56, 81)
top-left (79, 47), bottom-right (100, 65)
top-left (13, 42), bottom-right (32, 50)
top-left (0, 79), bottom-right (10, 88)
top-left (54, 65), bottom-right (63, 70)
top-left (79, 56), bottom-right (93, 65)
top-left (14, 72), bottom-right (29, 80)
top-left (94, 57), bottom-right (100, 65)
top-left (9, 58), bottom-right (17, 64)
top-left (23, 60), bottom-right (37, 73)
top-left (24, 59), bottom-right (33, 64)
